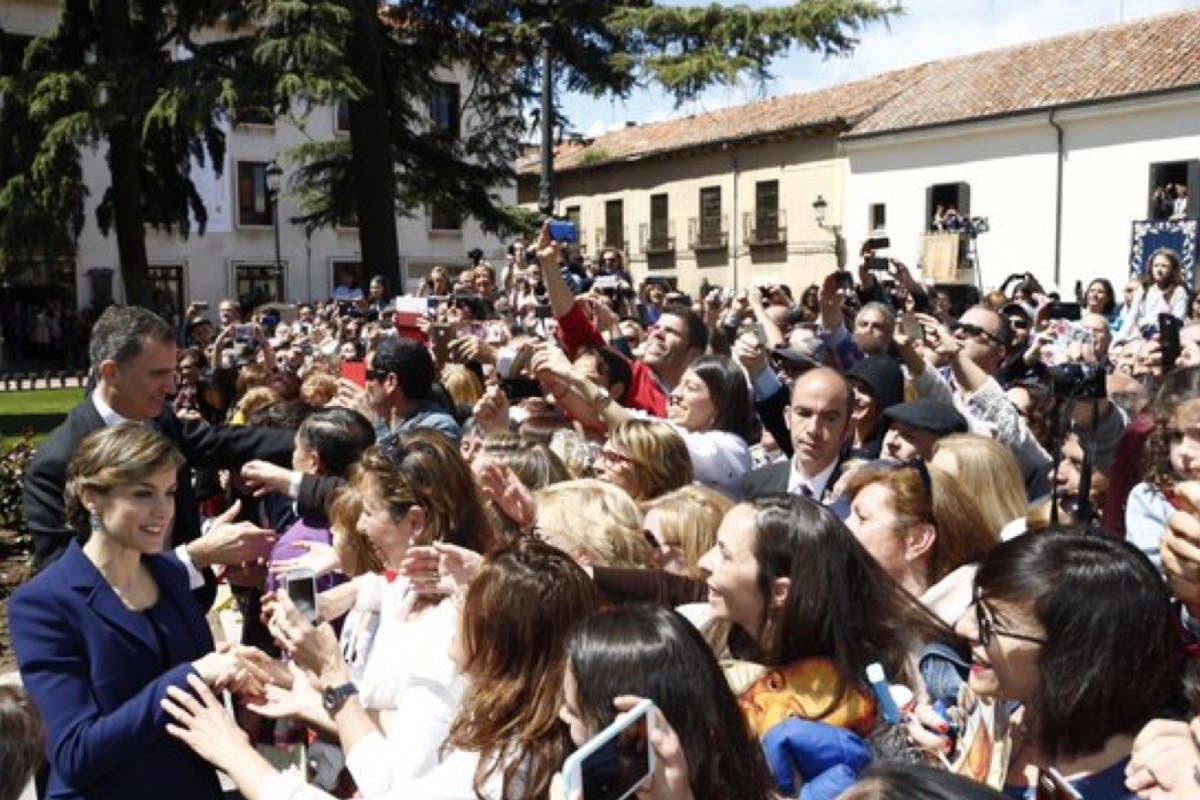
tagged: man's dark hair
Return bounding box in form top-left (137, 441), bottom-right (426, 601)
top-left (297, 407), bottom-right (376, 478)
top-left (374, 337), bottom-right (436, 400)
top-left (578, 345), bottom-right (633, 401)
top-left (662, 302), bottom-right (708, 352)
top-left (88, 305), bottom-right (174, 369)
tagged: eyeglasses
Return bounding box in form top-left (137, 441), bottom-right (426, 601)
top-left (951, 320), bottom-right (1004, 347)
top-left (973, 587), bottom-right (1048, 647)
top-left (1008, 317), bottom-right (1030, 331)
top-left (365, 368), bottom-right (391, 383)
top-left (596, 447), bottom-right (634, 467)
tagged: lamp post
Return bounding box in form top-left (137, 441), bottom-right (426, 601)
top-left (813, 194), bottom-right (845, 268)
top-left (537, 20), bottom-right (555, 218)
top-left (265, 161), bottom-right (284, 296)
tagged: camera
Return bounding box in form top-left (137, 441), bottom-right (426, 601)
top-left (1048, 362), bottom-right (1107, 400)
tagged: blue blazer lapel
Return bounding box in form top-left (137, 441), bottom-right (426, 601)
top-left (61, 541), bottom-right (165, 664)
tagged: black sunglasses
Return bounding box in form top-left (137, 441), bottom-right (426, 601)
top-left (365, 368), bottom-right (392, 383)
top-left (951, 320), bottom-right (1004, 346)
top-left (1008, 316), bottom-right (1031, 330)
top-left (973, 587), bottom-right (1048, 647)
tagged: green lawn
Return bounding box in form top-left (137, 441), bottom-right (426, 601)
top-left (0, 388), bottom-right (84, 449)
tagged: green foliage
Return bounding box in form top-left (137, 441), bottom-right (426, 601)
top-left (0, 435), bottom-right (35, 539)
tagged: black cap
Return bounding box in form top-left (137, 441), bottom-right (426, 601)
top-left (1001, 302), bottom-right (1033, 321)
top-left (845, 356), bottom-right (904, 413)
top-left (883, 399), bottom-right (968, 436)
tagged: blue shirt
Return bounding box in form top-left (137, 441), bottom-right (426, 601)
top-left (1003, 758), bottom-right (1134, 800)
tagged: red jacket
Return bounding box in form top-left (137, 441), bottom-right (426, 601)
top-left (556, 304), bottom-right (668, 418)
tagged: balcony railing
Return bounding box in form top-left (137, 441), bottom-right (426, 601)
top-left (743, 209), bottom-right (787, 246)
top-left (639, 220), bottom-right (676, 254)
top-left (687, 215), bottom-right (728, 252)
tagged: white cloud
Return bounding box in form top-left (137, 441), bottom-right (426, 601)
top-left (559, 0), bottom-right (1197, 135)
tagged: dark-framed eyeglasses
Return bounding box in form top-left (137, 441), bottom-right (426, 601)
top-left (973, 587), bottom-right (1048, 647)
top-left (365, 368), bottom-right (392, 383)
top-left (951, 320), bottom-right (1004, 347)
top-left (596, 447), bottom-right (635, 467)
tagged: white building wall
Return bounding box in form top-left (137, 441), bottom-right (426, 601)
top-left (1057, 91), bottom-right (1200, 292)
top-left (844, 91), bottom-right (1200, 296)
top-left (843, 119), bottom-right (1060, 291)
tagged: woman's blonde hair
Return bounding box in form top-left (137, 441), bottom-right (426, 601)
top-left (300, 373), bottom-right (339, 407)
top-left (841, 462), bottom-right (997, 585)
top-left (327, 486), bottom-right (383, 577)
top-left (608, 418), bottom-right (693, 501)
top-left (643, 484), bottom-right (731, 577)
top-left (441, 363), bottom-right (484, 408)
top-left (932, 434), bottom-right (1027, 536)
top-left (65, 423), bottom-right (186, 533)
top-left (535, 479), bottom-right (651, 568)
top-left (232, 385), bottom-right (279, 423)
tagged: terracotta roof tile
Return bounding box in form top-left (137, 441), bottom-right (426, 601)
top-left (523, 7), bottom-right (1200, 173)
top-left (517, 65), bottom-right (929, 175)
top-left (848, 7), bottom-right (1200, 136)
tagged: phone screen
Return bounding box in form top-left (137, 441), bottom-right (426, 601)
top-left (285, 571), bottom-right (318, 625)
top-left (1160, 313), bottom-right (1182, 373)
top-left (579, 713), bottom-right (650, 800)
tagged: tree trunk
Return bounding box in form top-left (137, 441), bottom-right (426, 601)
top-left (346, 0), bottom-right (401, 292)
top-left (99, 0), bottom-right (149, 306)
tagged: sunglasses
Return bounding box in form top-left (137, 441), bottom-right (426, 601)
top-left (1008, 317), bottom-right (1030, 330)
top-left (973, 587), bottom-right (1048, 647)
top-left (951, 320), bottom-right (1004, 346)
top-left (365, 368), bottom-right (391, 383)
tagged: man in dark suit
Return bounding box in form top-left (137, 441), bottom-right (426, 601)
top-left (741, 366), bottom-right (853, 503)
top-left (24, 305), bottom-right (292, 579)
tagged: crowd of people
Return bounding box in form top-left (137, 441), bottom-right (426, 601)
top-left (6, 224), bottom-right (1200, 800)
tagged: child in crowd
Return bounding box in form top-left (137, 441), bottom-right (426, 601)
top-left (264, 407), bottom-right (376, 594)
top-left (1125, 366), bottom-right (1200, 567)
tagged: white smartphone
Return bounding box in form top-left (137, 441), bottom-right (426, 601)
top-left (284, 568), bottom-right (318, 625)
top-left (561, 698), bottom-right (655, 800)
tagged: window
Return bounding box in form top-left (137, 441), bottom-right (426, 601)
top-left (869, 203), bottom-right (887, 232)
top-left (429, 202), bottom-right (462, 232)
top-left (331, 260), bottom-right (365, 297)
top-left (755, 180), bottom-right (779, 239)
top-left (565, 205), bottom-right (581, 230)
top-left (146, 265), bottom-right (184, 322)
top-left (700, 186), bottom-right (722, 241)
top-left (430, 82), bottom-right (460, 137)
top-left (1148, 160), bottom-right (1198, 220)
top-left (236, 161), bottom-right (274, 227)
top-left (926, 182), bottom-right (970, 231)
top-left (335, 99), bottom-right (351, 134)
top-left (650, 194), bottom-right (669, 244)
top-left (604, 199), bottom-right (624, 248)
top-left (235, 263), bottom-right (284, 306)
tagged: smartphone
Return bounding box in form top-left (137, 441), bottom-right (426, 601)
top-left (534, 304), bottom-right (554, 320)
top-left (500, 377), bottom-right (544, 402)
top-left (430, 322), bottom-right (453, 364)
top-left (867, 256), bottom-right (890, 272)
top-left (593, 275), bottom-right (620, 292)
top-left (547, 219), bottom-right (578, 243)
top-left (235, 323), bottom-right (254, 341)
top-left (900, 313), bottom-right (924, 342)
top-left (1045, 302), bottom-right (1081, 322)
top-left (284, 568), bottom-right (319, 625)
top-left (863, 235), bottom-right (891, 251)
top-left (194, 301), bottom-right (209, 311)
top-left (1160, 312), bottom-right (1182, 373)
top-left (561, 699), bottom-right (655, 800)
top-left (1035, 767), bottom-right (1082, 800)
top-left (834, 271), bottom-right (854, 290)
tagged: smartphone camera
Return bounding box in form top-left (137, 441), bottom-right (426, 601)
top-left (284, 569), bottom-right (318, 625)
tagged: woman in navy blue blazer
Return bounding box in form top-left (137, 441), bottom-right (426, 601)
top-left (10, 423), bottom-right (243, 800)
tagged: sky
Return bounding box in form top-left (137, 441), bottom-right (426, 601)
top-left (558, 0), bottom-right (1200, 139)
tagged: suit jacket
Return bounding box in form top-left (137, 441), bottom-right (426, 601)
top-left (741, 457), bottom-right (845, 504)
top-left (8, 540), bottom-right (222, 800)
top-left (24, 396), bottom-right (295, 569)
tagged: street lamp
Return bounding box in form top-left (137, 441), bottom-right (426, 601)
top-left (265, 161), bottom-right (284, 291)
top-left (812, 194), bottom-right (844, 268)
top-left (537, 19), bottom-right (555, 218)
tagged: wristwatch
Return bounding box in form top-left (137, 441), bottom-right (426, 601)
top-left (321, 682), bottom-right (358, 714)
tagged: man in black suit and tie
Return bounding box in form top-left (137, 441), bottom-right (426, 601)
top-left (24, 305), bottom-right (292, 584)
top-left (741, 366), bottom-right (853, 503)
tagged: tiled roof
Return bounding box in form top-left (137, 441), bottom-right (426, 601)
top-left (516, 64), bottom-right (930, 175)
top-left (523, 7), bottom-right (1200, 174)
top-left (848, 7), bottom-right (1200, 137)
